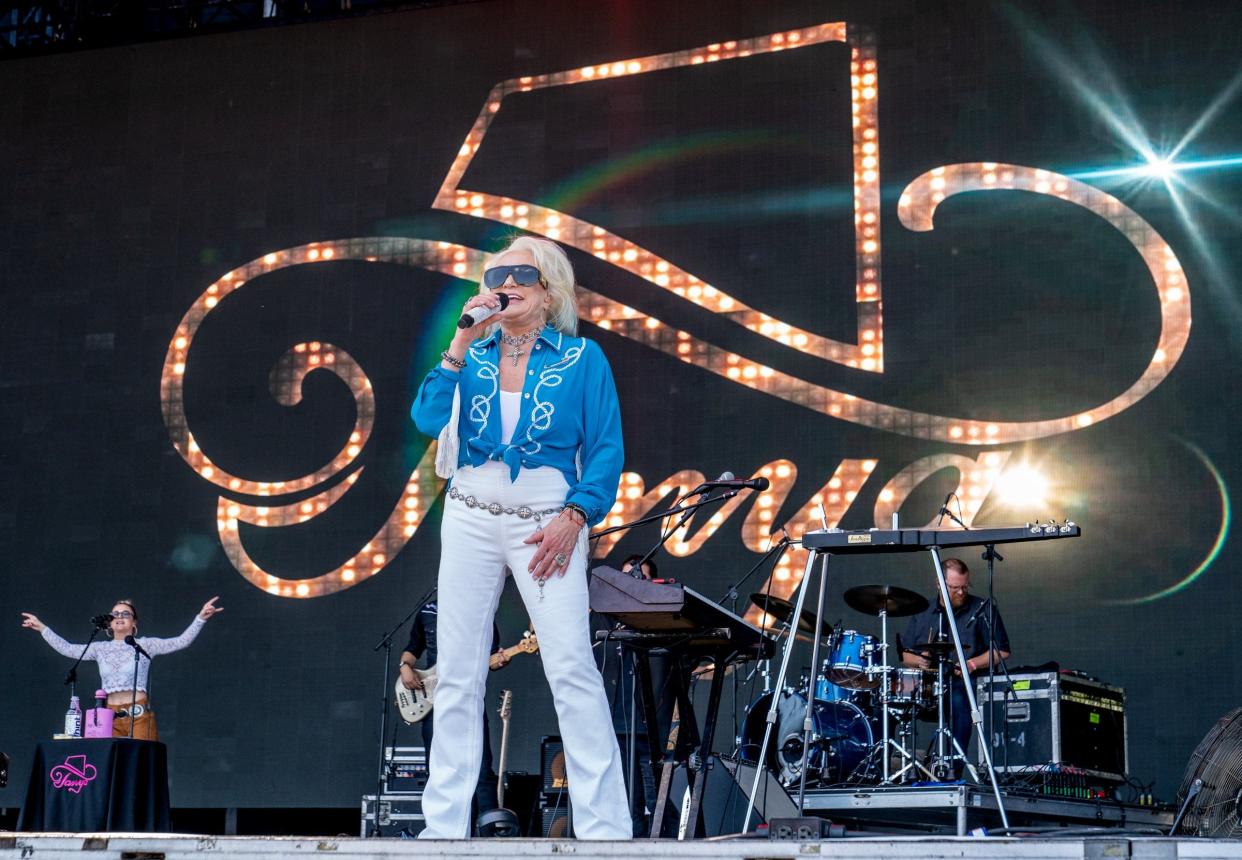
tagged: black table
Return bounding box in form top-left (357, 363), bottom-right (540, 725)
top-left (19, 739), bottom-right (171, 832)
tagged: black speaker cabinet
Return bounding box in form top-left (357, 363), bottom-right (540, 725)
top-left (541, 736), bottom-right (568, 792)
top-left (539, 791), bottom-right (572, 838)
top-left (664, 754), bottom-right (797, 837)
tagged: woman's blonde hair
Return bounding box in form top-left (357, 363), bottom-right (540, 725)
top-left (479, 236), bottom-right (579, 336)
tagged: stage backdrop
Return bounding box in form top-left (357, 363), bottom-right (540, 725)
top-left (2, 0), bottom-right (1240, 809)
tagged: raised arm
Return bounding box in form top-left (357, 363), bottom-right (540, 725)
top-left (140, 597), bottom-right (221, 657)
top-left (36, 623), bottom-right (100, 661)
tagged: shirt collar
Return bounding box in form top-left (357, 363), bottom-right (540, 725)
top-left (475, 324), bottom-right (564, 353)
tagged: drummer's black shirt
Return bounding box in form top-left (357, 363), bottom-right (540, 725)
top-left (900, 594), bottom-right (1010, 663)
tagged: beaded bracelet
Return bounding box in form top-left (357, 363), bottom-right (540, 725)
top-left (561, 503), bottom-right (588, 526)
top-left (441, 350), bottom-right (466, 369)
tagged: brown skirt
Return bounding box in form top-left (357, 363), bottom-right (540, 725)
top-left (109, 704), bottom-right (159, 741)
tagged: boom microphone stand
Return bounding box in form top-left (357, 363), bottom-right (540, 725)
top-left (368, 585), bottom-right (435, 837)
top-left (981, 543), bottom-right (1003, 784)
top-left (64, 620), bottom-right (109, 705)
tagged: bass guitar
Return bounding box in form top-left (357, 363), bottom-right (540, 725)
top-left (394, 630), bottom-right (539, 724)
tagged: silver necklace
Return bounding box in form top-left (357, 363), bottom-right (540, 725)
top-left (500, 328), bottom-right (540, 366)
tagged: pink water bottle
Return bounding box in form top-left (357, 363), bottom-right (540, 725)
top-left (84, 689), bottom-right (113, 738)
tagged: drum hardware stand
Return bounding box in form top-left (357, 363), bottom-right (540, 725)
top-left (927, 546), bottom-right (1009, 828)
top-left (368, 586), bottom-right (434, 838)
top-left (857, 607), bottom-right (935, 786)
top-left (927, 646), bottom-right (979, 783)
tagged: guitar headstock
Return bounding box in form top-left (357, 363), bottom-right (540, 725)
top-left (517, 631), bottom-right (540, 654)
top-left (498, 689), bottom-right (512, 721)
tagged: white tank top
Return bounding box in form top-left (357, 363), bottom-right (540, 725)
top-left (499, 390), bottom-right (522, 444)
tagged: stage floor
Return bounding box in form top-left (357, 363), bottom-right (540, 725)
top-left (3, 834), bottom-right (1242, 860)
top-left (802, 784), bottom-right (1175, 835)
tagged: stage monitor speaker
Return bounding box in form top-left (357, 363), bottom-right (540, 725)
top-left (666, 754), bottom-right (797, 837)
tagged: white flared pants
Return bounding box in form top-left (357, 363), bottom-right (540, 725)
top-left (418, 461), bottom-right (630, 839)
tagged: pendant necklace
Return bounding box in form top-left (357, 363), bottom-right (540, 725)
top-left (500, 328), bottom-right (540, 366)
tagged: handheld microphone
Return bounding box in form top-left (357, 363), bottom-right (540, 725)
top-left (91, 614), bottom-right (114, 630)
top-left (457, 293), bottom-right (509, 329)
top-left (124, 635), bottom-right (150, 659)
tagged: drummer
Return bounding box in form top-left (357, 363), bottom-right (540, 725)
top-left (900, 558), bottom-right (1009, 775)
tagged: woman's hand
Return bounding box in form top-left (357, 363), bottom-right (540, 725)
top-left (523, 510), bottom-right (583, 582)
top-left (450, 295), bottom-right (504, 350)
top-left (198, 596), bottom-right (223, 621)
top-left (21, 612), bottom-right (45, 632)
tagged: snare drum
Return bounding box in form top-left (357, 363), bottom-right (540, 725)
top-left (885, 668), bottom-right (933, 710)
top-left (827, 630), bottom-right (878, 689)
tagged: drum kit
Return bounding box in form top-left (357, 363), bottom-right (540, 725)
top-left (738, 584), bottom-right (975, 788)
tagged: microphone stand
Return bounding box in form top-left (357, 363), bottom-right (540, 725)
top-left (980, 543), bottom-right (1007, 783)
top-left (634, 489), bottom-right (740, 573)
top-left (717, 533), bottom-right (791, 761)
top-left (716, 533), bottom-right (791, 612)
top-left (590, 489), bottom-right (741, 542)
top-left (368, 585), bottom-right (435, 837)
top-left (127, 641), bottom-right (143, 739)
top-left (64, 625), bottom-right (107, 706)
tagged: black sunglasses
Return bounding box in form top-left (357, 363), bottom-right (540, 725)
top-left (482, 264), bottom-right (546, 291)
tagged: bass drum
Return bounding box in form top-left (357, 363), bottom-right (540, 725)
top-left (739, 689), bottom-right (874, 787)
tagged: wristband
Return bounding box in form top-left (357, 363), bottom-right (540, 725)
top-left (441, 350), bottom-right (466, 369)
top-left (562, 503), bottom-right (588, 526)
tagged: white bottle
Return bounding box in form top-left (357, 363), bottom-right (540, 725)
top-left (64, 695), bottom-right (83, 737)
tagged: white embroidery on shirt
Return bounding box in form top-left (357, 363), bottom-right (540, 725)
top-left (468, 345), bottom-right (498, 442)
top-left (518, 342), bottom-right (584, 456)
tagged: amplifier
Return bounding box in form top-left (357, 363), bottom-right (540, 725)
top-left (541, 736), bottom-right (568, 792)
top-left (539, 791), bottom-right (572, 838)
top-left (360, 793), bottom-right (425, 837)
top-left (382, 746), bottom-right (428, 794)
top-left (977, 672), bottom-right (1127, 784)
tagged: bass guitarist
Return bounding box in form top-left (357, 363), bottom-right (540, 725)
top-left (399, 599), bottom-right (509, 820)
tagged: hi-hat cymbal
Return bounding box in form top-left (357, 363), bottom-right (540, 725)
top-left (907, 640), bottom-right (957, 656)
top-left (844, 584), bottom-right (929, 618)
top-left (750, 593), bottom-right (834, 638)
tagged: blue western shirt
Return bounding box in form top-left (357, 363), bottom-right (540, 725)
top-left (411, 325), bottom-right (624, 527)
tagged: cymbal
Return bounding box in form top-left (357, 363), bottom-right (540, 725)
top-left (796, 608), bottom-right (836, 640)
top-left (843, 584), bottom-right (929, 618)
top-left (749, 593), bottom-right (834, 638)
top-left (907, 640), bottom-right (957, 656)
top-left (750, 592), bottom-right (796, 623)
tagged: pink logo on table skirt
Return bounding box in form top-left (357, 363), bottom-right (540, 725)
top-left (50, 755), bottom-right (98, 793)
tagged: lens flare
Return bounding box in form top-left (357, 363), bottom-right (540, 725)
top-left (995, 465), bottom-right (1050, 510)
top-left (1106, 439), bottom-right (1230, 605)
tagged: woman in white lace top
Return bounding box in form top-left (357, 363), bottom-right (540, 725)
top-left (21, 596), bottom-right (222, 740)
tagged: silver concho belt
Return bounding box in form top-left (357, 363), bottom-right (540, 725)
top-left (447, 486), bottom-right (562, 523)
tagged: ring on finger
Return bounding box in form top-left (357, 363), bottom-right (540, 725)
top-left (554, 552), bottom-right (568, 567)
